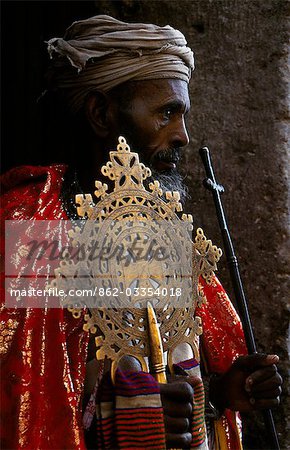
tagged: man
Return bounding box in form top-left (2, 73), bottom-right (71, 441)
top-left (1, 15), bottom-right (282, 450)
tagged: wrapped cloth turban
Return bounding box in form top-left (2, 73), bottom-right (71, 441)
top-left (46, 15), bottom-right (194, 113)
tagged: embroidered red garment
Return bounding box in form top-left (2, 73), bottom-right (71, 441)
top-left (196, 277), bottom-right (247, 449)
top-left (0, 165), bottom-right (89, 450)
top-left (1, 165), bottom-right (247, 450)
top-left (197, 277), bottom-right (247, 375)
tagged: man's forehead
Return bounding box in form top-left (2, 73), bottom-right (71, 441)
top-left (132, 79), bottom-right (190, 110)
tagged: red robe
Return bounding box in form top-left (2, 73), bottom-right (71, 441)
top-left (0, 165), bottom-right (246, 449)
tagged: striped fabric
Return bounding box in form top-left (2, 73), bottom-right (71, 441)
top-left (191, 381), bottom-right (206, 447)
top-left (85, 359), bottom-right (207, 449)
top-left (115, 370), bottom-right (166, 449)
top-left (95, 373), bottom-right (116, 449)
top-left (87, 369), bottom-right (166, 449)
top-left (174, 358), bottom-right (207, 448)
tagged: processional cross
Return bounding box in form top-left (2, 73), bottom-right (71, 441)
top-left (51, 136), bottom-right (222, 382)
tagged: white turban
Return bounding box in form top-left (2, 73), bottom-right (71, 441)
top-left (46, 15), bottom-right (195, 113)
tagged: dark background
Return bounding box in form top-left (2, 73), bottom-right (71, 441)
top-left (1, 1), bottom-right (289, 448)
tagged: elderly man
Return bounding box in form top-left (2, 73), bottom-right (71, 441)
top-left (1, 15), bottom-right (282, 450)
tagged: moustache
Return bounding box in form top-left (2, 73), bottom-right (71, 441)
top-left (150, 148), bottom-right (181, 165)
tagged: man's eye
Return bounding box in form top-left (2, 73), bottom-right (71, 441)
top-left (163, 109), bottom-right (172, 120)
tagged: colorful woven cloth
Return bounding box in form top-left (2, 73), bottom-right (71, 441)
top-left (1, 165), bottom-right (247, 449)
top-left (84, 359), bottom-right (206, 449)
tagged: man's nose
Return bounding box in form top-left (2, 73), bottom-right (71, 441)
top-left (170, 117), bottom-right (190, 148)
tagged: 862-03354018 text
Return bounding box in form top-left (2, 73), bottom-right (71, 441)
top-left (8, 286), bottom-right (183, 298)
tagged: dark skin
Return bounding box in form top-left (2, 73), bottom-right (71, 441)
top-left (210, 354), bottom-right (282, 412)
top-left (82, 78), bottom-right (282, 448)
top-left (77, 79), bottom-right (190, 192)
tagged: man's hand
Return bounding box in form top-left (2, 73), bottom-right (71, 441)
top-left (160, 375), bottom-right (200, 449)
top-left (210, 354), bottom-right (282, 413)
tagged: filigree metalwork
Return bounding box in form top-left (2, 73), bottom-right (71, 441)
top-left (51, 136), bottom-right (222, 373)
top-left (194, 228), bottom-right (222, 285)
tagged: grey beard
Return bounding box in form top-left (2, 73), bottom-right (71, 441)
top-left (148, 169), bottom-right (189, 204)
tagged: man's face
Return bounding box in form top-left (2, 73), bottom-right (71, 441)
top-left (111, 79), bottom-right (190, 171)
top-left (107, 79), bottom-right (191, 201)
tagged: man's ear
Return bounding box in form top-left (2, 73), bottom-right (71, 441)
top-left (85, 91), bottom-right (111, 138)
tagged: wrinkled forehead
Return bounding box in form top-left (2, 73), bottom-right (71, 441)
top-left (123, 79), bottom-right (191, 111)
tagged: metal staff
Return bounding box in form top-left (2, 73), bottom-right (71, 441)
top-left (199, 146), bottom-right (280, 450)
